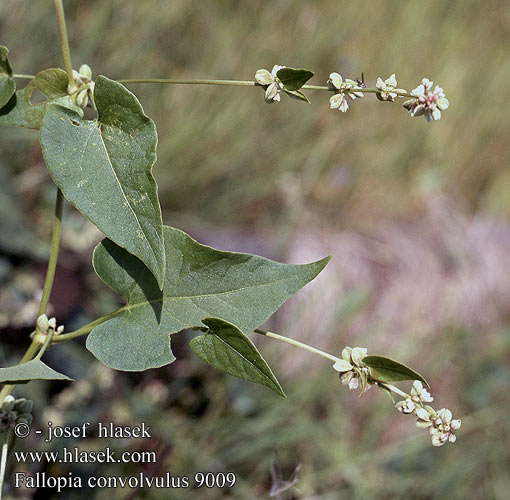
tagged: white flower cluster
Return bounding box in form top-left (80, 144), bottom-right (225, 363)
top-left (328, 73), bottom-right (364, 112)
top-left (396, 381), bottom-right (461, 446)
top-left (376, 74), bottom-right (407, 102)
top-left (333, 346), bottom-right (372, 393)
top-left (67, 64), bottom-right (95, 109)
top-left (403, 78), bottom-right (449, 122)
top-left (36, 313), bottom-right (64, 343)
top-left (255, 65), bottom-right (286, 103)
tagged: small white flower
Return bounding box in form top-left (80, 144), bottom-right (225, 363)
top-left (375, 73), bottom-right (407, 101)
top-left (396, 398), bottom-right (416, 414)
top-left (403, 78), bottom-right (449, 122)
top-left (68, 64), bottom-right (95, 109)
top-left (351, 347), bottom-right (367, 366)
top-left (348, 376), bottom-right (359, 390)
top-left (330, 92), bottom-right (349, 112)
top-left (340, 371), bottom-right (353, 386)
top-left (36, 314), bottom-right (50, 332)
top-left (48, 317), bottom-right (57, 329)
top-left (333, 359), bottom-right (353, 372)
top-left (255, 65), bottom-right (286, 103)
top-left (328, 72), bottom-right (364, 112)
top-left (424, 407), bottom-right (461, 446)
top-left (410, 380), bottom-right (434, 404)
top-left (341, 346), bottom-right (352, 362)
top-left (415, 406), bottom-right (433, 428)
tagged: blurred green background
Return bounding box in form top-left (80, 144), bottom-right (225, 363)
top-left (1, 0), bottom-right (509, 499)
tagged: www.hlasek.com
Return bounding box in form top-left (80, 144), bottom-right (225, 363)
top-left (13, 421), bottom-right (236, 491)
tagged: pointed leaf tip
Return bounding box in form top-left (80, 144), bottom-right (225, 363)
top-left (88, 226), bottom-right (328, 371)
top-left (276, 67), bottom-right (314, 91)
top-left (191, 317), bottom-right (285, 397)
top-left (363, 355), bottom-right (429, 387)
top-left (0, 359), bottom-right (73, 384)
top-left (0, 45), bottom-right (15, 109)
top-left (40, 76), bottom-right (165, 288)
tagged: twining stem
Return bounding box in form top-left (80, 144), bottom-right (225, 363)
top-left (254, 329), bottom-right (409, 400)
top-left (52, 308), bottom-right (125, 343)
top-left (118, 78), bottom-right (257, 87)
top-left (38, 189), bottom-right (63, 317)
top-left (35, 329), bottom-right (54, 361)
top-left (54, 0), bottom-right (74, 86)
top-left (12, 74), bottom-right (414, 98)
top-left (117, 78), bottom-right (413, 97)
top-left (0, 190), bottom-right (63, 401)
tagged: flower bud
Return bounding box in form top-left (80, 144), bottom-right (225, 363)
top-left (340, 371), bottom-right (354, 385)
top-left (255, 69), bottom-right (273, 86)
top-left (76, 89), bottom-right (89, 109)
top-left (2, 395), bottom-right (15, 412)
top-left (37, 314), bottom-right (49, 332)
top-left (79, 64), bottom-right (92, 81)
top-left (48, 317), bottom-right (57, 330)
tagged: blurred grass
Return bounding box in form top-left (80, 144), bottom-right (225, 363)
top-left (1, 0), bottom-right (509, 499)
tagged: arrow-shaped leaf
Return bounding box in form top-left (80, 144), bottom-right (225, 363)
top-left (0, 359), bottom-right (73, 384)
top-left (191, 317), bottom-right (285, 397)
top-left (88, 226), bottom-right (329, 371)
top-left (363, 355), bottom-right (429, 387)
top-left (276, 67), bottom-right (314, 91)
top-left (0, 45), bottom-right (15, 109)
top-left (40, 75), bottom-right (165, 288)
top-left (0, 68), bottom-right (82, 129)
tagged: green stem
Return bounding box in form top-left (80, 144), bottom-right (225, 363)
top-left (52, 308), bottom-right (125, 343)
top-left (254, 328), bottom-right (339, 362)
top-left (117, 78), bottom-right (414, 98)
top-left (54, 0), bottom-right (74, 85)
top-left (38, 189), bottom-right (63, 317)
top-left (35, 329), bottom-right (54, 361)
top-left (12, 75), bottom-right (414, 98)
top-left (379, 383), bottom-right (408, 398)
top-left (253, 329), bottom-right (410, 399)
top-left (0, 189), bottom-right (63, 401)
top-left (118, 78), bottom-right (256, 87)
top-left (12, 73), bottom-right (35, 80)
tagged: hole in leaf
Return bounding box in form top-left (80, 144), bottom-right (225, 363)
top-left (70, 119), bottom-right (80, 126)
top-left (29, 88), bottom-right (47, 105)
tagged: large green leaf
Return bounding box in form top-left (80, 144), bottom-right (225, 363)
top-left (0, 359), bottom-right (73, 384)
top-left (191, 318), bottom-right (285, 397)
top-left (0, 68), bottom-right (81, 129)
top-left (363, 355), bottom-right (429, 387)
top-left (40, 75), bottom-right (165, 288)
top-left (88, 226), bottom-right (329, 371)
top-left (0, 45), bottom-right (15, 108)
top-left (276, 67), bottom-right (314, 91)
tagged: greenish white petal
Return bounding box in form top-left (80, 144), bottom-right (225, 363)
top-left (255, 69), bottom-right (273, 85)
